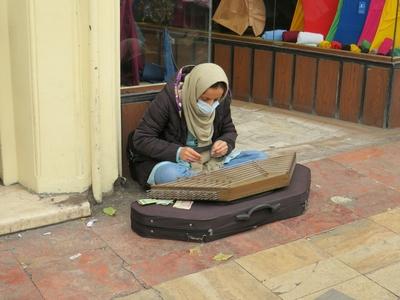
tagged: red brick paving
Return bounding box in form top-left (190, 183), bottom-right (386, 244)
top-left (0, 251), bottom-right (42, 299)
top-left (28, 248), bottom-right (141, 299)
top-left (1, 141), bottom-right (400, 298)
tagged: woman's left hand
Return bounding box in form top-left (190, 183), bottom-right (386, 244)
top-left (211, 140), bottom-right (228, 157)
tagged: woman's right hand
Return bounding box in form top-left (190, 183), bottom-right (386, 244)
top-left (180, 147), bottom-right (202, 162)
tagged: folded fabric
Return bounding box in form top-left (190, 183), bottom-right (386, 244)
top-left (391, 48), bottom-right (400, 57)
top-left (350, 44), bottom-right (362, 53)
top-left (369, 48), bottom-right (378, 54)
top-left (261, 29), bottom-right (286, 41)
top-left (361, 47), bottom-right (370, 54)
top-left (378, 38), bottom-right (393, 55)
top-left (334, 0), bottom-right (371, 45)
top-left (319, 41), bottom-right (332, 48)
top-left (331, 41), bottom-right (343, 49)
top-left (282, 31), bottom-right (300, 43)
top-left (360, 39), bottom-right (371, 51)
top-left (297, 32), bottom-right (324, 45)
top-left (326, 0), bottom-right (344, 41)
top-left (302, 0), bottom-right (339, 36)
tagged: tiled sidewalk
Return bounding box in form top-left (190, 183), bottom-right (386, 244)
top-left (1, 141), bottom-right (400, 299)
top-left (132, 208), bottom-right (400, 300)
top-left (1, 100), bottom-right (400, 300)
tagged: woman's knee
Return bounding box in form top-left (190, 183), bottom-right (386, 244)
top-left (252, 150), bottom-right (268, 160)
top-left (241, 150), bottom-right (268, 161)
top-left (153, 163), bottom-right (191, 184)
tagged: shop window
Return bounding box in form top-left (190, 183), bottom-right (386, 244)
top-left (120, 0), bottom-right (212, 87)
top-left (211, 0), bottom-right (400, 60)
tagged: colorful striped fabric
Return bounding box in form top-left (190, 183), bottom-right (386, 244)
top-left (371, 0), bottom-right (400, 50)
top-left (326, 0), bottom-right (344, 41)
top-left (333, 0), bottom-right (371, 45)
top-left (290, 0), bottom-right (304, 31)
top-left (302, 0), bottom-right (339, 36)
top-left (358, 0), bottom-right (386, 44)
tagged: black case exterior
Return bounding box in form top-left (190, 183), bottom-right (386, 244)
top-left (130, 164), bottom-right (311, 242)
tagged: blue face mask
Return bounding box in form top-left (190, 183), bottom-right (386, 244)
top-left (197, 99), bottom-right (220, 116)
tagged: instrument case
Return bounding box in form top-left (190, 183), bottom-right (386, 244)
top-left (130, 164), bottom-right (311, 242)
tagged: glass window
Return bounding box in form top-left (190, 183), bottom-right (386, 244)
top-left (120, 0), bottom-right (212, 87)
top-left (211, 0), bottom-right (400, 60)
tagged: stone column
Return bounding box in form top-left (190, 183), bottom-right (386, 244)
top-left (3, 0), bottom-right (120, 201)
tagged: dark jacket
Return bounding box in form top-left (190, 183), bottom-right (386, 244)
top-left (131, 80), bottom-right (238, 188)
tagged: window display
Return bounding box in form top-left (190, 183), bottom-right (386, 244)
top-left (211, 0), bottom-right (399, 59)
top-left (120, 0), bottom-right (211, 87)
top-left (120, 0), bottom-right (399, 87)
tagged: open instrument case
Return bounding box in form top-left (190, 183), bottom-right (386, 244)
top-left (131, 163), bottom-right (311, 242)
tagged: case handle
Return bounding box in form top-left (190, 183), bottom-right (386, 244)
top-left (235, 203), bottom-right (280, 221)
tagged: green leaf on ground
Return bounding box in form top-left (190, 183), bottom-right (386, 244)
top-left (102, 207), bottom-right (117, 216)
top-left (213, 253), bottom-right (233, 261)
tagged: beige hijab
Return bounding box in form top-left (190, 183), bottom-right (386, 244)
top-left (182, 63), bottom-right (229, 147)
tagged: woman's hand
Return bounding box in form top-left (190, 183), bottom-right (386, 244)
top-left (180, 147), bottom-right (202, 162)
top-left (211, 140), bottom-right (228, 157)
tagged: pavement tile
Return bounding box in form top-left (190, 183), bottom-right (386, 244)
top-left (0, 251), bottom-right (42, 300)
top-left (155, 262), bottom-right (279, 300)
top-left (337, 235), bottom-right (400, 274)
top-left (236, 239), bottom-right (328, 282)
top-left (299, 275), bottom-right (398, 300)
top-left (330, 147), bottom-right (390, 163)
top-left (0, 235), bottom-right (22, 252)
top-left (220, 222), bottom-right (302, 256)
top-left (305, 159), bottom-right (387, 199)
top-left (129, 249), bottom-right (212, 287)
top-left (94, 218), bottom-right (300, 287)
top-left (342, 187), bottom-right (400, 218)
top-left (28, 247), bottom-right (141, 300)
top-left (7, 220), bottom-right (106, 265)
top-left (369, 208), bottom-right (400, 233)
top-left (330, 145), bottom-right (400, 191)
top-left (282, 190), bottom-right (359, 237)
top-left (92, 222), bottom-right (194, 265)
top-left (128, 239), bottom-right (239, 287)
top-left (115, 289), bottom-right (162, 300)
top-left (263, 258), bottom-right (359, 300)
top-left (367, 261), bottom-right (400, 297)
top-left (309, 219), bottom-right (397, 257)
top-left (95, 220), bottom-right (299, 287)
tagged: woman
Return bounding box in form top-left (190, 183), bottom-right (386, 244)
top-left (131, 63), bottom-right (267, 188)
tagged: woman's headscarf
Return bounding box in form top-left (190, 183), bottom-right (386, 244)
top-left (181, 63), bottom-right (229, 147)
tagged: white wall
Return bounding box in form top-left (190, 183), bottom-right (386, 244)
top-left (0, 0), bottom-right (18, 185)
top-left (1, 0), bottom-right (120, 201)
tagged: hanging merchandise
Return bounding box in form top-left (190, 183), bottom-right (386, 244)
top-left (120, 0), bottom-right (143, 86)
top-left (326, 0), bottom-right (344, 41)
top-left (162, 28), bottom-right (177, 82)
top-left (290, 0), bottom-right (304, 31)
top-left (358, 0), bottom-right (386, 45)
top-left (371, 0), bottom-right (400, 50)
top-left (213, 0), bottom-right (266, 36)
top-left (302, 0), bottom-right (339, 37)
top-left (333, 0), bottom-right (371, 45)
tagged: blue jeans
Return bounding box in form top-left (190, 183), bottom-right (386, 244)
top-left (153, 150), bottom-right (267, 184)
